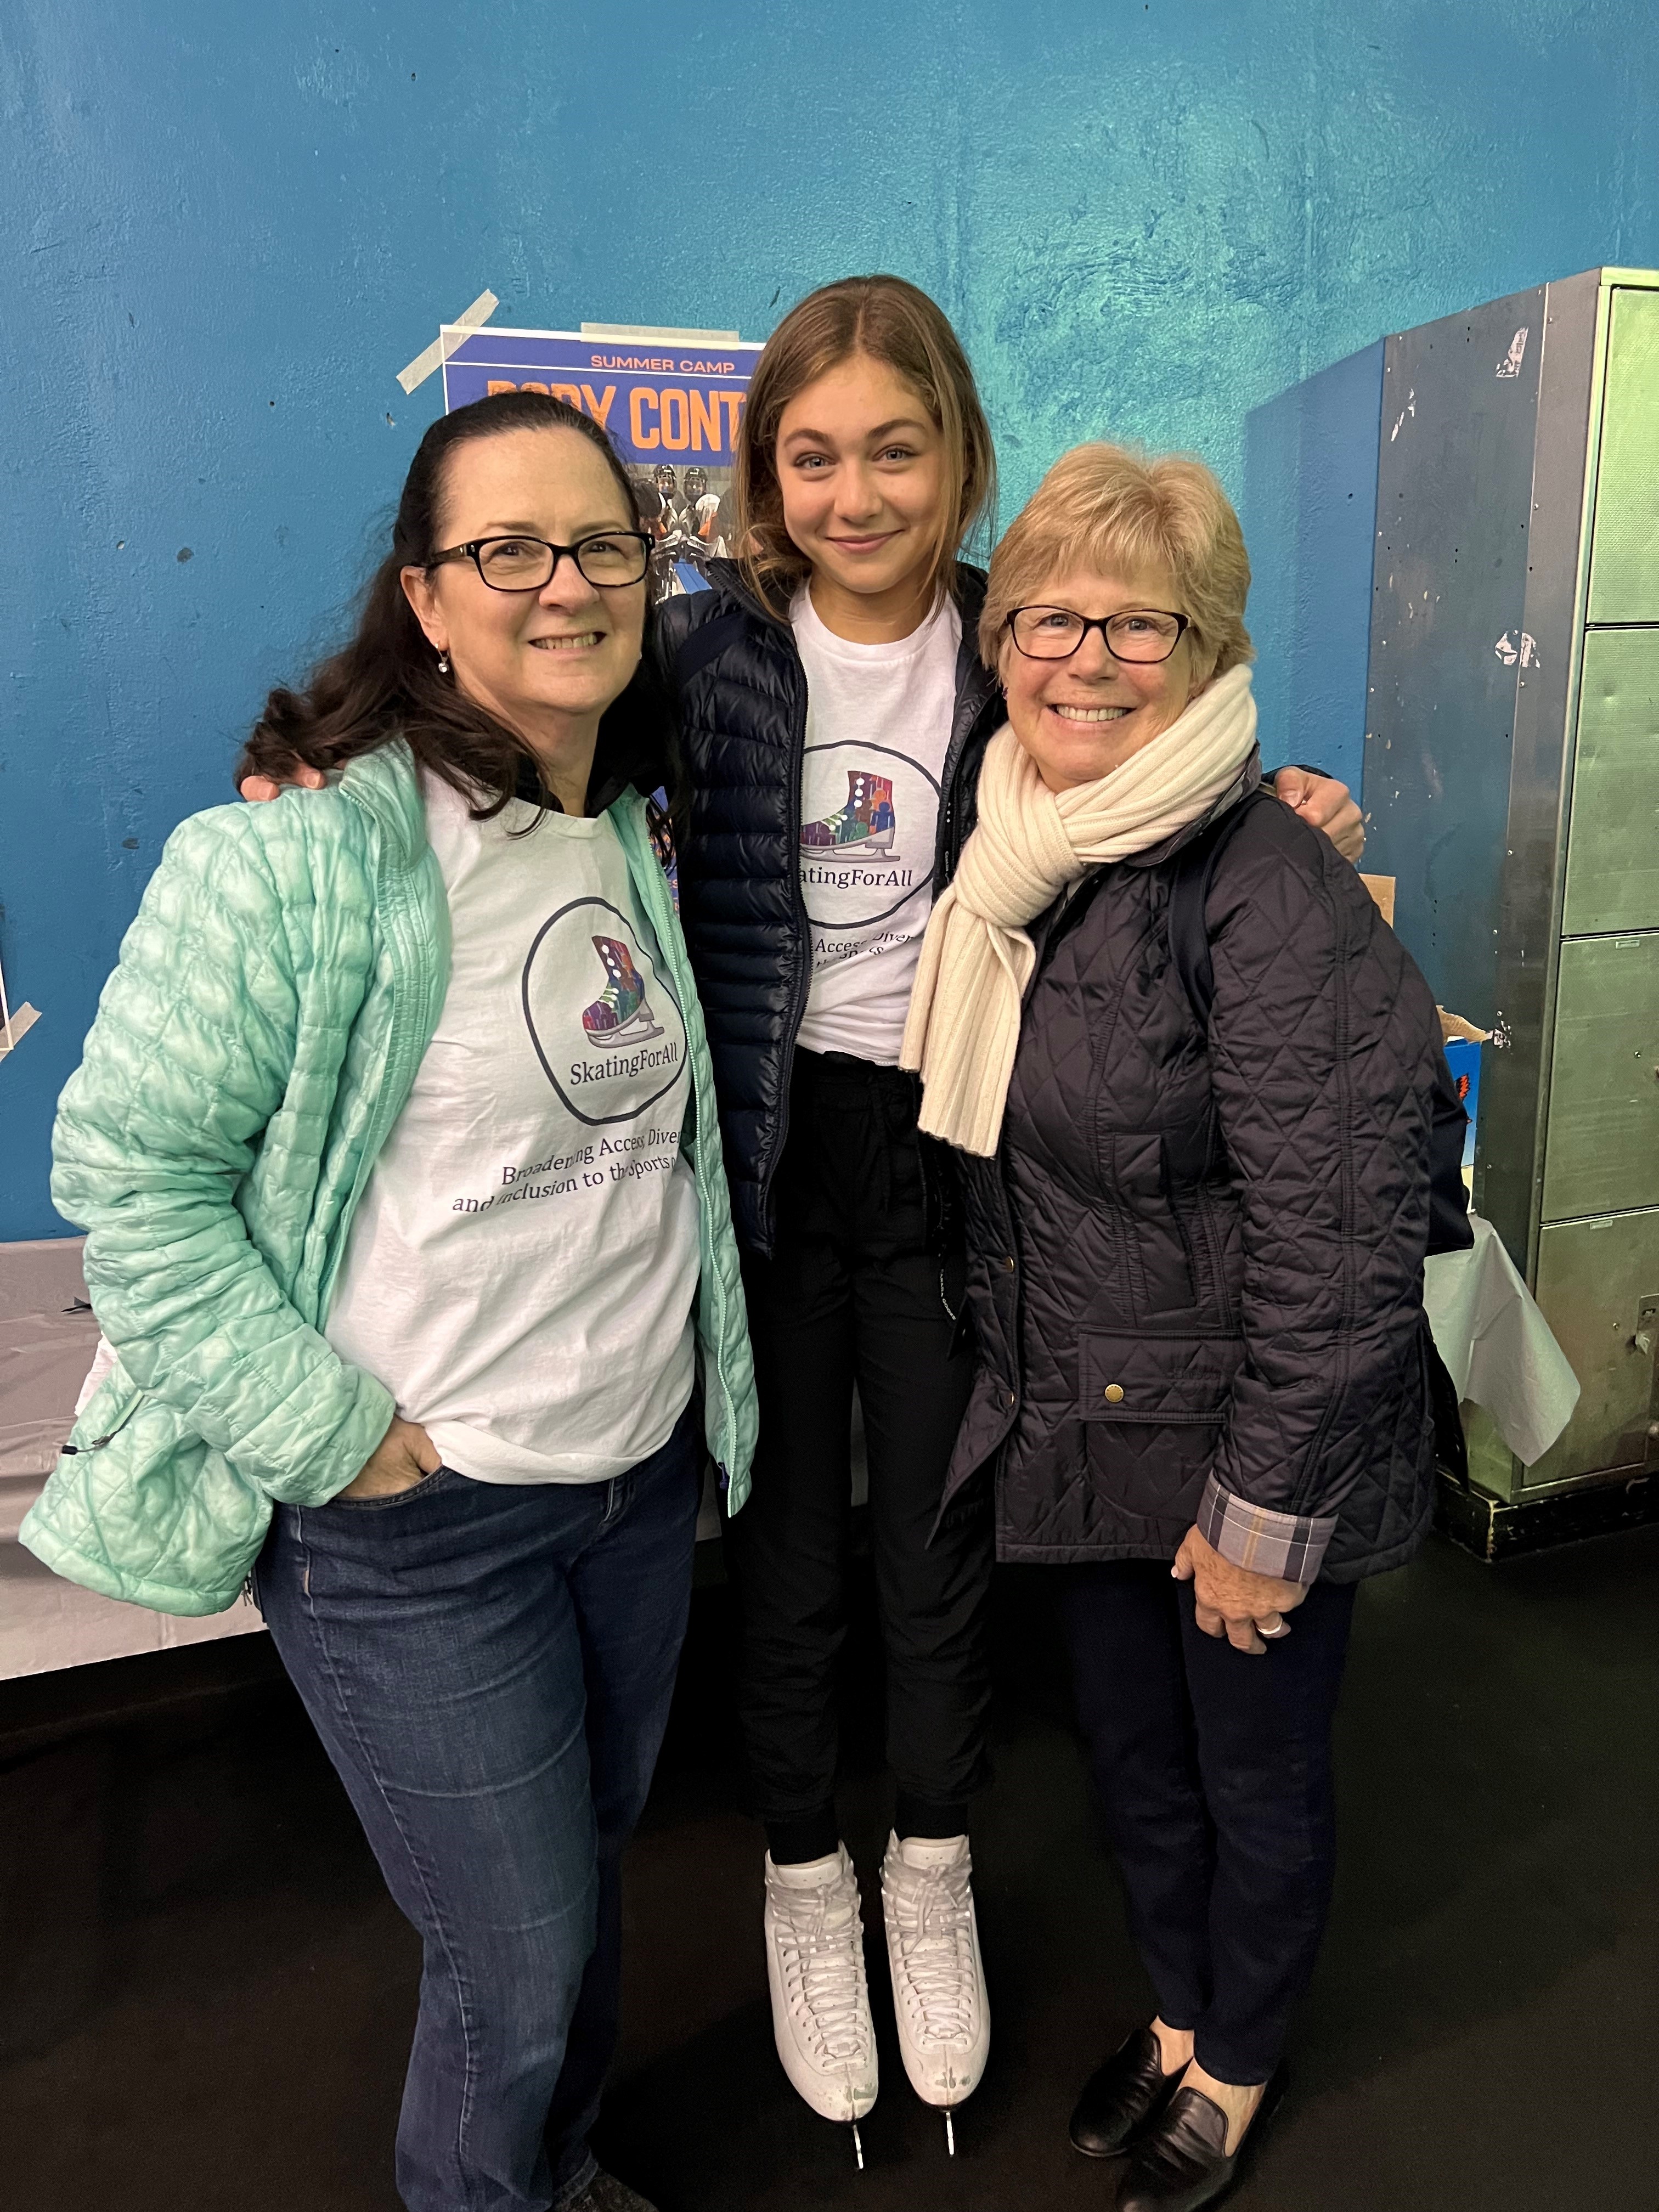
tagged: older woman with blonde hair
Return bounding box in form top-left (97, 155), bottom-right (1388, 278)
top-left (902, 445), bottom-right (1457, 2210)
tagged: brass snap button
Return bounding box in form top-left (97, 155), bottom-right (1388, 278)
top-left (1003, 1255), bottom-right (1017, 1273)
top-left (1103, 1384), bottom-right (1125, 1404)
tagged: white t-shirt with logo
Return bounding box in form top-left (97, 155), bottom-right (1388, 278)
top-left (792, 585), bottom-right (962, 1065)
top-left (325, 776), bottom-right (700, 1485)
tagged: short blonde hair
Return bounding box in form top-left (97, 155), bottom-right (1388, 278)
top-left (980, 443), bottom-right (1252, 681)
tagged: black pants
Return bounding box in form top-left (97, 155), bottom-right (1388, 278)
top-left (726, 1048), bottom-right (992, 1861)
top-left (1060, 1560), bottom-right (1358, 2083)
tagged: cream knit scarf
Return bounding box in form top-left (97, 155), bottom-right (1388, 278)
top-left (900, 662), bottom-right (1259, 1156)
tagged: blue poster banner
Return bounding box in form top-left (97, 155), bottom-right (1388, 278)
top-left (442, 325), bottom-right (763, 597)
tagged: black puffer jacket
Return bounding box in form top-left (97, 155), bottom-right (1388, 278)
top-left (654, 561), bottom-right (1002, 1255)
top-left (945, 775), bottom-right (1449, 1582)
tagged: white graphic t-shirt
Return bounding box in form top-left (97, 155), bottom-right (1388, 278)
top-left (792, 585), bottom-right (962, 1064)
top-left (325, 776), bottom-right (700, 1485)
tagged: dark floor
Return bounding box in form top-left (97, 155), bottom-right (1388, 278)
top-left (2, 1523), bottom-right (1657, 2212)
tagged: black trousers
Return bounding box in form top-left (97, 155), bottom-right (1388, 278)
top-left (1060, 1560), bottom-right (1358, 2084)
top-left (726, 1048), bottom-right (992, 1859)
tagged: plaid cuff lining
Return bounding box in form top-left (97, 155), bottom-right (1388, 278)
top-left (1197, 1473), bottom-right (1336, 1585)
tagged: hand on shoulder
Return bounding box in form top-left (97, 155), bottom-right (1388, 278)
top-left (240, 763), bottom-right (328, 804)
top-left (1271, 766), bottom-right (1364, 864)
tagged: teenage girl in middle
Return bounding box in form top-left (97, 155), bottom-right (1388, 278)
top-left (654, 275), bottom-right (1362, 2149)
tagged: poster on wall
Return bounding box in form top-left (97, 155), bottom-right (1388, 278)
top-left (441, 325), bottom-right (763, 600)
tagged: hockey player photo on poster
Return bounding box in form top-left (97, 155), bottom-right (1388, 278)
top-left (441, 323), bottom-right (762, 601)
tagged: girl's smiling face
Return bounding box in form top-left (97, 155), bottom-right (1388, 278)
top-left (775, 352), bottom-right (947, 638)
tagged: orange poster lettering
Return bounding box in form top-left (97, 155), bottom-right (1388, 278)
top-left (629, 388), bottom-right (660, 448)
top-left (659, 388), bottom-right (690, 451)
top-left (690, 390), bottom-right (721, 453)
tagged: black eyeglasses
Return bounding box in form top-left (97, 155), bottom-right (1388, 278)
top-left (1007, 606), bottom-right (1190, 664)
top-left (428, 531), bottom-right (654, 592)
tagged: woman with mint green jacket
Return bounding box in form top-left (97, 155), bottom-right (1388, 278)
top-left (25, 391), bottom-right (755, 2212)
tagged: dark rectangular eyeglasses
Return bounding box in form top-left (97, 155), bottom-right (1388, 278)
top-left (428, 532), bottom-right (654, 592)
top-left (1007, 606), bottom-right (1190, 664)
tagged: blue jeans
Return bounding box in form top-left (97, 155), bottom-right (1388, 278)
top-left (256, 1407), bottom-right (700, 2212)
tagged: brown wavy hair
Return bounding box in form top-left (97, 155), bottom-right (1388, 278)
top-left (235, 390), bottom-right (675, 819)
top-left (735, 275), bottom-right (997, 619)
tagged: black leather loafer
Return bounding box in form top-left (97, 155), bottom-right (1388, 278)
top-left (1116, 2064), bottom-right (1288, 2211)
top-left (1068, 2027), bottom-right (1186, 2159)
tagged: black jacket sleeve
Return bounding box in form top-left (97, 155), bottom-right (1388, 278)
top-left (1196, 800), bottom-right (1442, 1576)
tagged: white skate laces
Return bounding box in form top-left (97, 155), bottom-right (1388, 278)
top-left (763, 1846), bottom-right (878, 2154)
top-left (880, 1831), bottom-right (991, 2151)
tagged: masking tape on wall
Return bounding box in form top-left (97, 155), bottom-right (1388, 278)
top-left (0, 1005), bottom-right (41, 1064)
top-left (578, 323), bottom-right (741, 342)
top-left (397, 290), bottom-right (500, 395)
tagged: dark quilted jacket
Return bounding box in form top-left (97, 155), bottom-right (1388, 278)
top-left (653, 561), bottom-right (1003, 1256)
top-left (945, 776), bottom-right (1447, 1582)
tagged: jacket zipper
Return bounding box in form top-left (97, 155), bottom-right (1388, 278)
top-left (933, 654), bottom-right (999, 893)
top-left (754, 652), bottom-right (814, 1251)
top-left (619, 794), bottom-right (741, 1479)
top-left (315, 758), bottom-right (447, 1324)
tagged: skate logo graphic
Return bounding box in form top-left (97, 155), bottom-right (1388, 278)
top-left (581, 936), bottom-right (665, 1049)
top-left (799, 769), bottom-right (899, 860)
top-left (798, 740), bottom-right (938, 933)
top-left (522, 898), bottom-right (686, 1127)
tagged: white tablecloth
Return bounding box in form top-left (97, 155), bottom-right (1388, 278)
top-left (1, 1238), bottom-right (263, 1679)
top-left (1423, 1214), bottom-right (1580, 1467)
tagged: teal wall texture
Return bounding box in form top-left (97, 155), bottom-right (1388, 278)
top-left (3, 0), bottom-right (1657, 1235)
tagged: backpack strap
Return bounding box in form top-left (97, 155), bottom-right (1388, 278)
top-left (1165, 788), bottom-right (1277, 1029)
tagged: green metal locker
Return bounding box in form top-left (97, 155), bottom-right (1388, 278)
top-left (1362, 268), bottom-right (1659, 1538)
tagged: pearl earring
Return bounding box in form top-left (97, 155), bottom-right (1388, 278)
top-left (437, 650), bottom-right (450, 675)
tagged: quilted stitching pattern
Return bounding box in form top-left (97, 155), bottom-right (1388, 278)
top-left (950, 796), bottom-right (1442, 1581)
top-left (22, 752), bottom-right (758, 1613)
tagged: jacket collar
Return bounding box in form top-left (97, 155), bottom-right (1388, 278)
top-left (1020, 750), bottom-right (1266, 978)
top-left (1118, 750), bottom-right (1264, 870)
top-left (701, 557), bottom-right (792, 631)
top-left (950, 563), bottom-right (999, 731)
top-left (338, 741), bottom-right (427, 868)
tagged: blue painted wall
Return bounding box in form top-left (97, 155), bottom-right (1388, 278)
top-left (4, 0), bottom-right (1657, 1237)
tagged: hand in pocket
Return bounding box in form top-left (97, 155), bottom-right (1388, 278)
top-left (335, 1415), bottom-right (441, 1500)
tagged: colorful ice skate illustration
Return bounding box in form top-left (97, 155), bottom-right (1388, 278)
top-left (581, 936), bottom-right (664, 1048)
top-left (799, 769), bottom-right (899, 859)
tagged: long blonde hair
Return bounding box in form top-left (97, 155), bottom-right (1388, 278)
top-left (735, 275), bottom-right (997, 618)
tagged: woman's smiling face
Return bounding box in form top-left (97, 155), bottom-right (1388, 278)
top-left (998, 561), bottom-right (1205, 793)
top-left (402, 425), bottom-right (646, 743)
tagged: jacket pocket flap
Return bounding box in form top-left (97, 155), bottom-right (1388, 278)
top-left (1079, 1331), bottom-right (1242, 1424)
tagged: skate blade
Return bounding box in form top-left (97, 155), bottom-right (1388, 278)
top-left (851, 2119), bottom-right (865, 2171)
top-left (945, 2108), bottom-right (955, 2156)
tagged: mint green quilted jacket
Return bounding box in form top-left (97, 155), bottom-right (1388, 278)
top-left (21, 744), bottom-right (757, 1616)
